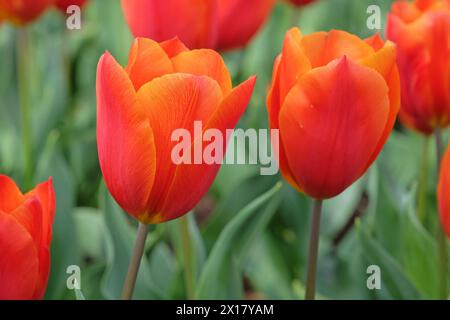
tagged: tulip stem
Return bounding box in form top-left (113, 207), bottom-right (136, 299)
top-left (305, 199), bottom-right (323, 300)
top-left (180, 215), bottom-right (195, 299)
top-left (121, 222), bottom-right (149, 300)
top-left (16, 28), bottom-right (33, 189)
top-left (290, 7), bottom-right (301, 27)
top-left (435, 128), bottom-right (449, 300)
top-left (417, 136), bottom-right (430, 224)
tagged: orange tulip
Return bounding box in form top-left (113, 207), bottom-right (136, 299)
top-left (0, 175), bottom-right (55, 300)
top-left (96, 37), bottom-right (255, 223)
top-left (0, 0), bottom-right (54, 25)
top-left (54, 0), bottom-right (87, 12)
top-left (286, 0), bottom-right (316, 6)
top-left (438, 143), bottom-right (450, 238)
top-left (267, 28), bottom-right (400, 199)
top-left (387, 0), bottom-right (450, 134)
top-left (120, 0), bottom-right (275, 51)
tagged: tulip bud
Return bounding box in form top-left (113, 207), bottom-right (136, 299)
top-left (387, 0), bottom-right (450, 134)
top-left (0, 0), bottom-right (54, 25)
top-left (54, 0), bottom-right (87, 13)
top-left (120, 0), bottom-right (275, 51)
top-left (285, 0), bottom-right (317, 6)
top-left (0, 175), bottom-right (55, 299)
top-left (267, 28), bottom-right (400, 199)
top-left (96, 37), bottom-right (255, 223)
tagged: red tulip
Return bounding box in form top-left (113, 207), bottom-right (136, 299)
top-left (120, 0), bottom-right (275, 50)
top-left (54, 0), bottom-right (87, 12)
top-left (96, 37), bottom-right (255, 223)
top-left (438, 142), bottom-right (450, 238)
top-left (286, 0), bottom-right (316, 6)
top-left (267, 28), bottom-right (400, 199)
top-left (0, 0), bottom-right (54, 25)
top-left (387, 0), bottom-right (450, 134)
top-left (0, 175), bottom-right (55, 300)
top-left (216, 0), bottom-right (276, 51)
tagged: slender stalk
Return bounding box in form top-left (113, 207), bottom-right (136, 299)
top-left (121, 223), bottom-right (149, 300)
top-left (434, 128), bottom-right (448, 300)
top-left (290, 7), bottom-right (301, 27)
top-left (417, 136), bottom-right (430, 223)
top-left (16, 28), bottom-right (33, 189)
top-left (180, 215), bottom-right (194, 299)
top-left (305, 199), bottom-right (323, 300)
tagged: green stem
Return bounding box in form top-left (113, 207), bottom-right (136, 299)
top-left (417, 136), bottom-right (430, 223)
top-left (121, 222), bottom-right (149, 300)
top-left (16, 28), bottom-right (33, 189)
top-left (435, 128), bottom-right (449, 300)
top-left (180, 215), bottom-right (194, 299)
top-left (290, 7), bottom-right (301, 27)
top-left (305, 199), bottom-right (323, 300)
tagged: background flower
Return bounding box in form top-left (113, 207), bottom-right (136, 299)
top-left (0, 175), bottom-right (55, 300)
top-left (387, 0), bottom-right (450, 134)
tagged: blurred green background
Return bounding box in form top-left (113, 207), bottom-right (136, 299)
top-left (0, 0), bottom-right (449, 300)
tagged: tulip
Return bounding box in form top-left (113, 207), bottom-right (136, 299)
top-left (388, 0), bottom-right (450, 299)
top-left (54, 0), bottom-right (87, 12)
top-left (268, 28), bottom-right (400, 199)
top-left (120, 0), bottom-right (275, 51)
top-left (286, 0), bottom-right (317, 6)
top-left (0, 0), bottom-right (54, 25)
top-left (387, 0), bottom-right (450, 134)
top-left (97, 36), bottom-right (255, 299)
top-left (438, 143), bottom-right (450, 238)
top-left (0, 175), bottom-right (55, 300)
top-left (216, 0), bottom-right (276, 51)
top-left (97, 37), bottom-right (255, 223)
top-left (267, 28), bottom-right (400, 299)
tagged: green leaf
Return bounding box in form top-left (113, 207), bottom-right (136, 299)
top-left (167, 213), bottom-right (206, 297)
top-left (35, 132), bottom-right (80, 300)
top-left (195, 182), bottom-right (282, 299)
top-left (147, 242), bottom-right (177, 298)
top-left (356, 219), bottom-right (423, 299)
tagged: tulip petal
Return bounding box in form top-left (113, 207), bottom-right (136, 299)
top-left (360, 41), bottom-right (401, 166)
top-left (216, 0), bottom-right (275, 50)
top-left (9, 197), bottom-right (43, 251)
top-left (97, 52), bottom-right (157, 217)
top-left (120, 0), bottom-right (218, 49)
top-left (0, 174), bottom-right (24, 213)
top-left (364, 33), bottom-right (385, 51)
top-left (172, 49), bottom-right (232, 95)
top-left (25, 178), bottom-right (55, 245)
top-left (160, 76), bottom-right (256, 220)
top-left (125, 38), bottom-right (174, 91)
top-left (438, 145), bottom-right (450, 238)
top-left (279, 57), bottom-right (389, 198)
top-left (279, 28), bottom-right (312, 103)
top-left (9, 197), bottom-right (49, 299)
top-left (0, 210), bottom-right (39, 300)
top-left (302, 30), bottom-right (374, 68)
top-left (160, 37), bottom-right (189, 58)
top-left (136, 74), bottom-right (223, 222)
top-left (267, 55), bottom-right (301, 190)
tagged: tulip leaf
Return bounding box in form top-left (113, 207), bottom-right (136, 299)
top-left (35, 132), bottom-right (80, 300)
top-left (195, 182), bottom-right (282, 299)
top-left (166, 213), bottom-right (206, 297)
top-left (356, 219), bottom-right (423, 300)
